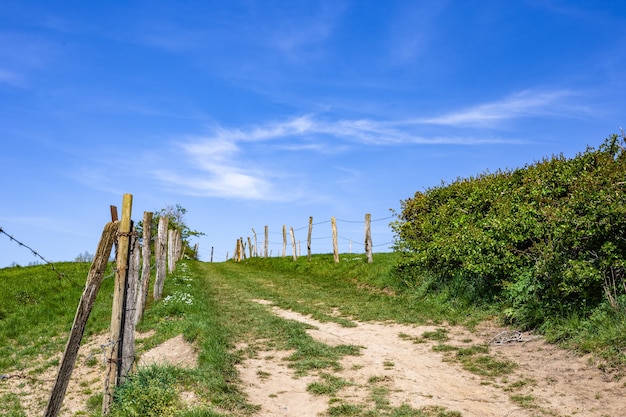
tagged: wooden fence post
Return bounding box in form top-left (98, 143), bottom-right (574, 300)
top-left (176, 229), bottom-right (182, 261)
top-left (103, 193), bottom-right (133, 415)
top-left (307, 216), bottom-right (313, 261)
top-left (241, 237), bottom-right (247, 260)
top-left (282, 225), bottom-right (287, 257)
top-left (264, 225), bottom-right (269, 258)
top-left (364, 213), bottom-right (373, 263)
top-left (290, 227), bottom-right (297, 261)
top-left (121, 228), bottom-right (140, 383)
top-left (136, 211), bottom-right (152, 324)
top-left (248, 236), bottom-right (253, 258)
top-left (167, 229), bottom-right (175, 273)
top-left (331, 217), bottom-right (339, 263)
top-left (44, 221), bottom-right (119, 417)
top-left (153, 216), bottom-right (168, 301)
top-left (252, 228), bottom-right (258, 257)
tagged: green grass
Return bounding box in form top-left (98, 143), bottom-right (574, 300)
top-left (2, 252), bottom-right (625, 416)
top-left (0, 262), bottom-right (115, 373)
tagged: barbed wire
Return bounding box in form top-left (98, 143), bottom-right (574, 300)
top-left (0, 226), bottom-right (82, 287)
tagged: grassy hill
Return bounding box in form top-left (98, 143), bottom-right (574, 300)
top-left (1, 254), bottom-right (624, 415)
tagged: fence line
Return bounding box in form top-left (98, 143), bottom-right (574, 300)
top-left (230, 213), bottom-right (394, 262)
top-left (0, 226), bottom-right (81, 286)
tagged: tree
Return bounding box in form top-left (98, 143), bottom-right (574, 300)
top-left (137, 204), bottom-right (204, 260)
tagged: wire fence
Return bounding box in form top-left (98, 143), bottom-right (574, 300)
top-left (0, 226), bottom-right (83, 286)
top-left (218, 214), bottom-right (396, 261)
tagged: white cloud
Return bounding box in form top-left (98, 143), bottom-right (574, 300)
top-left (415, 90), bottom-right (580, 127)
top-left (152, 89), bottom-right (576, 200)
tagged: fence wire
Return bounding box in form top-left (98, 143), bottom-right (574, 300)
top-left (0, 226), bottom-right (82, 286)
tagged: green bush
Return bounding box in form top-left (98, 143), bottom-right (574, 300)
top-left (392, 134), bottom-right (626, 327)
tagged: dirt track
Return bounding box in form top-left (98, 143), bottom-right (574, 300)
top-left (236, 302), bottom-right (626, 417)
top-left (3, 302), bottom-right (625, 416)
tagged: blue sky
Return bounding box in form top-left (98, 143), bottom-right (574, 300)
top-left (1, 1), bottom-right (625, 267)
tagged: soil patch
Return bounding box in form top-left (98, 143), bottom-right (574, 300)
top-left (236, 302), bottom-right (626, 417)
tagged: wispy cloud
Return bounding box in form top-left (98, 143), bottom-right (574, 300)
top-left (150, 89), bottom-right (578, 200)
top-left (415, 90), bottom-right (582, 127)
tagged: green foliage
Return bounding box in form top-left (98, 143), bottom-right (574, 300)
top-left (137, 204), bottom-right (205, 260)
top-left (392, 134), bottom-right (626, 328)
top-left (110, 365), bottom-right (182, 417)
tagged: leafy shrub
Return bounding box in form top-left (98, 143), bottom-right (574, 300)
top-left (392, 134), bottom-right (626, 327)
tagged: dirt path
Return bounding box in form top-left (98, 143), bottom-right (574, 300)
top-left (236, 301), bottom-right (626, 417)
top-left (2, 302), bottom-right (624, 416)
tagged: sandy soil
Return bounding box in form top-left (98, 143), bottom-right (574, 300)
top-left (236, 301), bottom-right (626, 417)
top-left (2, 302), bottom-right (625, 416)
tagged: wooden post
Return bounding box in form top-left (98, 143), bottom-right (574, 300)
top-left (153, 216), bottom-right (168, 301)
top-left (136, 212), bottom-right (152, 324)
top-left (264, 225), bottom-right (269, 258)
top-left (110, 205), bottom-right (118, 222)
top-left (241, 237), bottom-right (247, 260)
top-left (44, 221), bottom-right (118, 417)
top-left (364, 213), bottom-right (373, 263)
top-left (307, 216), bottom-right (313, 261)
top-left (177, 229), bottom-right (183, 260)
top-left (211, 246), bottom-right (214, 262)
top-left (282, 225), bottom-right (287, 258)
top-left (247, 236), bottom-right (253, 258)
top-left (103, 193), bottom-right (133, 415)
top-left (252, 228), bottom-right (258, 257)
top-left (121, 228), bottom-right (140, 383)
top-left (167, 229), bottom-right (175, 273)
top-left (331, 216), bottom-right (339, 263)
top-left (290, 227), bottom-right (297, 261)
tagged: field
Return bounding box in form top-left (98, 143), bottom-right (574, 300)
top-left (1, 254), bottom-right (625, 416)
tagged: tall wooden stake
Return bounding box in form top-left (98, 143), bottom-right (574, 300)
top-left (44, 221), bottom-right (118, 417)
top-left (364, 213), bottom-right (373, 263)
top-left (282, 225), bottom-right (287, 257)
top-left (103, 194), bottom-right (133, 415)
top-left (331, 217), bottom-right (339, 263)
top-left (120, 228), bottom-right (140, 383)
top-left (154, 216), bottom-right (168, 300)
top-left (290, 227), bottom-right (297, 261)
top-left (307, 216), bottom-right (313, 261)
top-left (264, 225), bottom-right (269, 258)
top-left (252, 228), bottom-right (258, 257)
top-left (136, 211), bottom-right (152, 324)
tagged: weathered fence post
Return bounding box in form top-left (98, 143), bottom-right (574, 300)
top-left (364, 213), bottom-right (373, 263)
top-left (282, 225), bottom-right (287, 258)
top-left (241, 237), bottom-right (247, 260)
top-left (120, 228), bottom-right (140, 383)
top-left (248, 236), bottom-right (253, 258)
top-left (252, 228), bottom-right (258, 257)
top-left (136, 211), bottom-right (152, 324)
top-left (153, 216), bottom-right (168, 301)
top-left (264, 225), bottom-right (269, 258)
top-left (103, 193), bottom-right (133, 415)
top-left (290, 227), bottom-right (297, 261)
top-left (307, 216), bottom-right (313, 261)
top-left (44, 221), bottom-right (118, 417)
top-left (331, 216), bottom-right (339, 263)
top-left (167, 229), bottom-right (175, 273)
